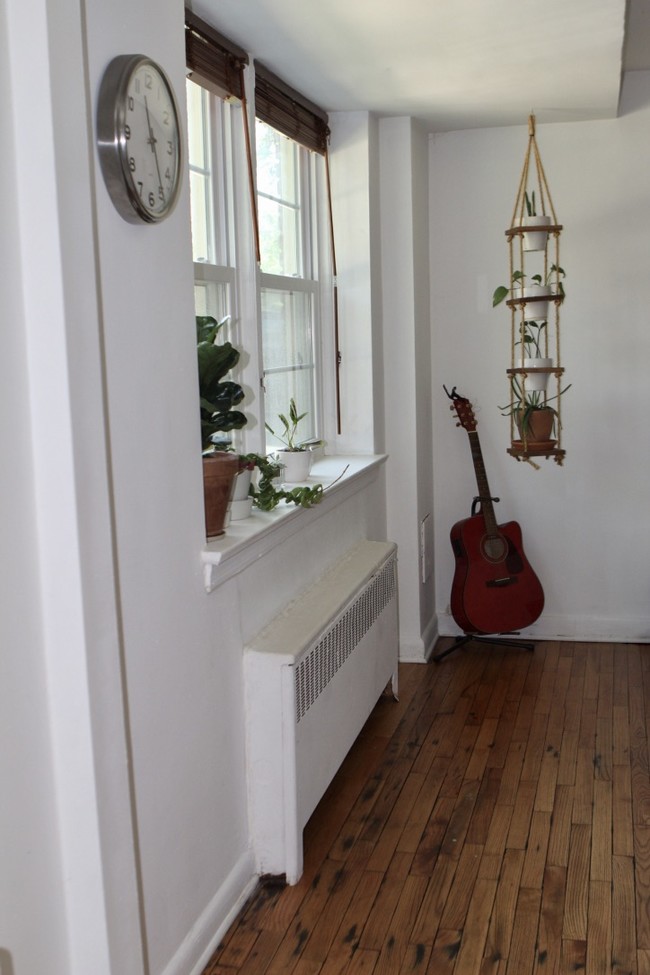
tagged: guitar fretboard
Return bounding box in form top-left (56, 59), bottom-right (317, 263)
top-left (468, 431), bottom-right (498, 537)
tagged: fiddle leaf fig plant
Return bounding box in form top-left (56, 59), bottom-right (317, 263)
top-left (196, 315), bottom-right (248, 452)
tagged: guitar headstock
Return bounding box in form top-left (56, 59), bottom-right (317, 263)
top-left (448, 391), bottom-right (477, 433)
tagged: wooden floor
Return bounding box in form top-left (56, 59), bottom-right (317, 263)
top-left (202, 638), bottom-right (650, 974)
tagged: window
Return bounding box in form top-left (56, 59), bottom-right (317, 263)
top-left (257, 119), bottom-right (322, 448)
top-left (185, 11), bottom-right (333, 454)
top-left (186, 79), bottom-right (237, 322)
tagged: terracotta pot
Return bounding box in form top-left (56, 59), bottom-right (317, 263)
top-left (516, 407), bottom-right (555, 443)
top-left (202, 453), bottom-right (240, 537)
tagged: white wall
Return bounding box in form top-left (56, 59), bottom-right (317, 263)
top-left (0, 1), bottom-right (70, 971)
top-left (380, 118), bottom-right (437, 660)
top-left (82, 15), bottom-right (390, 975)
top-left (2, 4), bottom-right (392, 975)
top-left (430, 72), bottom-right (650, 642)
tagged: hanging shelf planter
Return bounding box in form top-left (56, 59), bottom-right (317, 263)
top-left (498, 115), bottom-right (568, 467)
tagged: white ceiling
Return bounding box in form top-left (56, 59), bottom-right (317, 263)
top-left (195, 0), bottom-right (648, 132)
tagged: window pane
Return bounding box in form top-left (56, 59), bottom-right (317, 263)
top-left (190, 171), bottom-right (212, 263)
top-left (256, 120), bottom-right (302, 276)
top-left (194, 280), bottom-right (229, 319)
top-left (256, 120), bottom-right (298, 202)
top-left (262, 288), bottom-right (316, 444)
top-left (187, 78), bottom-right (214, 264)
top-left (257, 196), bottom-right (300, 276)
top-left (186, 80), bottom-right (208, 169)
top-left (261, 289), bottom-right (313, 370)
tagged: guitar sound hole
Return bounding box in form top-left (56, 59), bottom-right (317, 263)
top-left (482, 533), bottom-right (508, 562)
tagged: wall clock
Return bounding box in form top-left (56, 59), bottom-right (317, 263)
top-left (97, 54), bottom-right (182, 224)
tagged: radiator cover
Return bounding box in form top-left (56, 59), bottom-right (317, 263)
top-left (244, 540), bottom-right (399, 883)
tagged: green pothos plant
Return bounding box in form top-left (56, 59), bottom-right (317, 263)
top-left (492, 265), bottom-right (565, 308)
top-left (242, 453), bottom-right (324, 511)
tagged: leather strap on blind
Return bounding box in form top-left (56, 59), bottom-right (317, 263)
top-left (254, 62), bottom-right (329, 154)
top-left (185, 10), bottom-right (249, 99)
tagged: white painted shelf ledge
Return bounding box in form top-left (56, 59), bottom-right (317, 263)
top-left (201, 455), bottom-right (387, 592)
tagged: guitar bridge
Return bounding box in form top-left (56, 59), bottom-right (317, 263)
top-left (486, 576), bottom-right (517, 588)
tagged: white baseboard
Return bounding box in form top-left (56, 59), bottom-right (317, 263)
top-left (399, 615), bottom-right (439, 663)
top-left (436, 612), bottom-right (650, 644)
top-left (159, 850), bottom-right (257, 975)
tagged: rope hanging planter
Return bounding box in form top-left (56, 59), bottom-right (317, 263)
top-left (500, 115), bottom-right (567, 467)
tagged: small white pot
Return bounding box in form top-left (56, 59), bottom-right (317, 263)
top-left (522, 357), bottom-right (553, 392)
top-left (229, 497), bottom-right (253, 521)
top-left (517, 285), bottom-right (552, 321)
top-left (227, 467), bottom-right (253, 521)
top-left (522, 214), bottom-right (549, 252)
top-left (230, 467), bottom-right (252, 501)
top-left (277, 449), bottom-right (312, 483)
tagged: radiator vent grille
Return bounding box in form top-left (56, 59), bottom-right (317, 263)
top-left (294, 553), bottom-right (397, 723)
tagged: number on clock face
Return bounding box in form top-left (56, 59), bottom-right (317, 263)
top-left (123, 62), bottom-right (180, 220)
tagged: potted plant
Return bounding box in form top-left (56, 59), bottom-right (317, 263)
top-left (196, 315), bottom-right (248, 537)
top-left (520, 190), bottom-right (550, 251)
top-left (493, 265), bottom-right (565, 321)
top-left (243, 452), bottom-right (324, 511)
top-left (265, 398), bottom-right (323, 483)
top-left (500, 375), bottom-right (571, 445)
top-left (516, 320), bottom-right (552, 392)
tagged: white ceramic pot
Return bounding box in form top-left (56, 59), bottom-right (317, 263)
top-left (522, 357), bottom-right (553, 392)
top-left (230, 467), bottom-right (252, 501)
top-left (518, 285), bottom-right (552, 321)
top-left (277, 449), bottom-right (312, 483)
top-left (522, 214), bottom-right (549, 252)
top-left (226, 467), bottom-right (253, 521)
top-left (229, 498), bottom-right (253, 521)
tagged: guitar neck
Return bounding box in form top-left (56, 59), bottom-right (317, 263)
top-left (468, 430), bottom-right (498, 535)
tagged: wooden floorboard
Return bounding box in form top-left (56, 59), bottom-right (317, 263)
top-left (201, 639), bottom-right (650, 975)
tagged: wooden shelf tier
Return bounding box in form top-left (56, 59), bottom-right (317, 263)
top-left (505, 294), bottom-right (564, 311)
top-left (505, 223), bottom-right (563, 239)
top-left (508, 441), bottom-right (565, 465)
top-left (507, 366), bottom-right (565, 378)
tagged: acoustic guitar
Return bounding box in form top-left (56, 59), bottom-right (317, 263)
top-left (446, 388), bottom-right (544, 635)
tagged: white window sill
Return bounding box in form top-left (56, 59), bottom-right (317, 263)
top-left (201, 454), bottom-right (387, 592)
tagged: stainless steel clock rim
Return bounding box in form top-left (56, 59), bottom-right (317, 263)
top-left (96, 53), bottom-right (182, 224)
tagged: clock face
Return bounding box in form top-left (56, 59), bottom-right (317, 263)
top-left (97, 55), bottom-right (182, 223)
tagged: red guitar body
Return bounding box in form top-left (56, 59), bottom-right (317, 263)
top-left (446, 389), bottom-right (544, 636)
top-left (450, 515), bottom-right (544, 635)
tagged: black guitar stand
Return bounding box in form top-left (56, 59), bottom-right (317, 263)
top-left (433, 632), bottom-right (535, 663)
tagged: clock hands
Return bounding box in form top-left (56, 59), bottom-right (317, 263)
top-left (144, 94), bottom-right (166, 206)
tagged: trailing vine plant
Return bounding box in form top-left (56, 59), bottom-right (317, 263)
top-left (242, 453), bottom-right (324, 511)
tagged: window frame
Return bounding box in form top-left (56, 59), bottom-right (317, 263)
top-left (257, 122), bottom-right (326, 451)
top-left (185, 22), bottom-right (334, 458)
